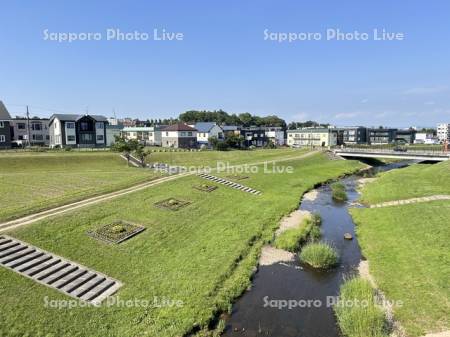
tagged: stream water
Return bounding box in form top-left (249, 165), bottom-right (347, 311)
top-left (222, 161), bottom-right (411, 337)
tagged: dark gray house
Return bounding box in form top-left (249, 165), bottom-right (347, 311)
top-left (339, 126), bottom-right (368, 145)
top-left (367, 128), bottom-right (397, 145)
top-left (48, 114), bottom-right (108, 148)
top-left (0, 101), bottom-right (12, 149)
top-left (240, 127), bottom-right (268, 147)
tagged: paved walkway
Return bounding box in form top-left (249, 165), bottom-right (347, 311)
top-left (0, 151), bottom-right (318, 232)
top-left (370, 195), bottom-right (450, 208)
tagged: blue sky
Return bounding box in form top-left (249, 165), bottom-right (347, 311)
top-left (1, 0), bottom-right (450, 127)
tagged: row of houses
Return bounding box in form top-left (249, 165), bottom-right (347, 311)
top-left (286, 126), bottom-right (446, 147)
top-left (120, 123), bottom-right (286, 148)
top-left (0, 103), bottom-right (286, 149)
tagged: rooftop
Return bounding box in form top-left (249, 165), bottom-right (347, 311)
top-left (161, 123), bottom-right (197, 132)
top-left (0, 101), bottom-right (11, 120)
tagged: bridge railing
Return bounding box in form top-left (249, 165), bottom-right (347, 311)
top-left (333, 146), bottom-right (449, 157)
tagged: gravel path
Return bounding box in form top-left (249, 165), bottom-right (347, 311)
top-left (370, 195), bottom-right (450, 208)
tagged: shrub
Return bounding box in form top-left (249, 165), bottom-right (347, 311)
top-left (334, 278), bottom-right (388, 337)
top-left (299, 242), bottom-right (339, 268)
top-left (331, 182), bottom-right (348, 202)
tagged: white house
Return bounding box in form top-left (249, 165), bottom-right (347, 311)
top-left (121, 126), bottom-right (164, 146)
top-left (264, 126), bottom-right (285, 146)
top-left (287, 128), bottom-right (337, 147)
top-left (161, 123), bottom-right (197, 148)
top-left (194, 122), bottom-right (223, 146)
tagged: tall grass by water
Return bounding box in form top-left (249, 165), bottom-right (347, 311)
top-left (274, 213), bottom-right (322, 252)
top-left (334, 277), bottom-right (388, 337)
top-left (299, 242), bottom-right (339, 269)
top-left (331, 182), bottom-right (348, 202)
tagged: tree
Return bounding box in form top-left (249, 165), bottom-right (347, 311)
top-left (134, 144), bottom-right (150, 167)
top-left (111, 135), bottom-right (140, 166)
top-left (225, 134), bottom-right (244, 149)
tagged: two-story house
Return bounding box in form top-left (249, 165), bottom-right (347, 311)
top-left (161, 123), bottom-right (197, 148)
top-left (10, 117), bottom-right (50, 146)
top-left (49, 114), bottom-right (108, 148)
top-left (194, 122), bottom-right (224, 147)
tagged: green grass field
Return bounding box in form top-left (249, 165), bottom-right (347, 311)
top-left (0, 152), bottom-right (164, 222)
top-left (0, 152), bottom-right (363, 337)
top-left (360, 161), bottom-right (450, 204)
top-left (352, 161), bottom-right (450, 336)
top-left (147, 147), bottom-right (306, 168)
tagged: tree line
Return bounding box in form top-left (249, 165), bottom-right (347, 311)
top-left (178, 110), bottom-right (287, 127)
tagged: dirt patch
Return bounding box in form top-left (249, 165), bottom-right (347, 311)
top-left (422, 331), bottom-right (450, 337)
top-left (302, 190), bottom-right (318, 201)
top-left (357, 177), bottom-right (377, 187)
top-left (259, 246), bottom-right (295, 266)
top-left (276, 210), bottom-right (311, 236)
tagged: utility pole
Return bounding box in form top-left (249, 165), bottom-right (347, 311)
top-left (26, 105), bottom-right (31, 147)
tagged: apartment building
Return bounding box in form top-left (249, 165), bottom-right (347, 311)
top-left (437, 123), bottom-right (450, 143)
top-left (287, 128), bottom-right (337, 147)
top-left (367, 128), bottom-right (397, 145)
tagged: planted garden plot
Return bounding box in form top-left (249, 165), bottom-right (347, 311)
top-left (87, 221), bottom-right (146, 244)
top-left (193, 184), bottom-right (218, 192)
top-left (154, 198), bottom-right (191, 211)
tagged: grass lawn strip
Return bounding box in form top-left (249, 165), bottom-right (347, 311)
top-left (0, 152), bottom-right (363, 337)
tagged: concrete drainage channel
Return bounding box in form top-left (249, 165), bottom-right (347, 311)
top-left (0, 235), bottom-right (122, 306)
top-left (197, 173), bottom-right (262, 195)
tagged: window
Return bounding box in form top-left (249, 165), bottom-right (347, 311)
top-left (18, 123), bottom-right (26, 129)
top-left (0, 135), bottom-right (5, 142)
top-left (80, 133), bottom-right (93, 142)
top-left (18, 135), bottom-right (23, 140)
top-left (97, 135), bottom-right (104, 141)
top-left (32, 135), bottom-right (44, 141)
top-left (67, 135), bottom-right (76, 142)
top-left (66, 122), bottom-right (75, 129)
top-left (46, 135), bottom-right (50, 140)
top-left (80, 122), bottom-right (90, 131)
top-left (95, 122), bottom-right (104, 129)
top-left (0, 121), bottom-right (4, 128)
top-left (187, 132), bottom-right (192, 136)
top-left (31, 123), bottom-right (42, 131)
top-left (165, 132), bottom-right (169, 136)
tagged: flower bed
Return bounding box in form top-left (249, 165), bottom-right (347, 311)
top-left (154, 198), bottom-right (191, 211)
top-left (193, 184), bottom-right (218, 192)
top-left (87, 221), bottom-right (146, 244)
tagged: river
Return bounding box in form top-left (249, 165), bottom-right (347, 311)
top-left (222, 161), bottom-right (411, 337)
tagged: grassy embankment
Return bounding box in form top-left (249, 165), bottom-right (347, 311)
top-left (0, 148), bottom-right (307, 222)
top-left (350, 160), bottom-right (450, 336)
top-left (0, 152), bottom-right (163, 222)
top-left (0, 152), bottom-right (363, 337)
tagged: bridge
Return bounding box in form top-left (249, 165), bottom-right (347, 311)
top-left (333, 148), bottom-right (450, 162)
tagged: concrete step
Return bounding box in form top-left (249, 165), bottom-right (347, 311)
top-left (197, 174), bottom-right (261, 195)
top-left (0, 235), bottom-right (122, 305)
